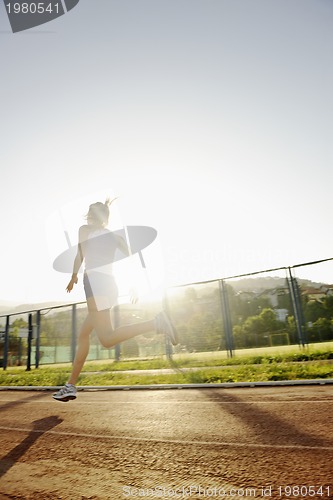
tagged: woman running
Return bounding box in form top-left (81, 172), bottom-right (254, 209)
top-left (53, 199), bottom-right (178, 401)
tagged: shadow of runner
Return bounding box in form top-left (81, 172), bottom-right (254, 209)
top-left (0, 392), bottom-right (47, 413)
top-left (0, 415), bottom-right (63, 478)
top-left (202, 389), bottom-right (333, 449)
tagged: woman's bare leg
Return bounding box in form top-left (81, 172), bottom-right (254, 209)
top-left (65, 296), bottom-right (174, 389)
top-left (67, 314), bottom-right (94, 385)
top-left (90, 308), bottom-right (155, 348)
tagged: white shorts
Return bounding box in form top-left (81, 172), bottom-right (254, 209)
top-left (84, 270), bottom-right (118, 311)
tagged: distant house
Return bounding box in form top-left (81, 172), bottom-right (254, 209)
top-left (236, 291), bottom-right (257, 302)
top-left (301, 287), bottom-right (327, 302)
top-left (320, 285), bottom-right (333, 296)
top-left (275, 308), bottom-right (288, 322)
top-left (259, 287), bottom-right (289, 308)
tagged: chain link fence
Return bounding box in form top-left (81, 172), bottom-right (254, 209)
top-left (1, 258), bottom-right (333, 369)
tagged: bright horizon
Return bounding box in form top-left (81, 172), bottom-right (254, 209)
top-left (1, 0), bottom-right (332, 305)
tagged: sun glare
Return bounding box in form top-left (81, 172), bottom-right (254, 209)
top-left (113, 244), bottom-right (166, 305)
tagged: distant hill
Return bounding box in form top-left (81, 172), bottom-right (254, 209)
top-left (228, 276), bottom-right (324, 292)
top-left (183, 276), bottom-right (329, 298)
top-left (0, 301), bottom-right (20, 316)
top-left (0, 300), bottom-right (78, 316)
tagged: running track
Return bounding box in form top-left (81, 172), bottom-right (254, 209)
top-left (0, 386), bottom-right (332, 499)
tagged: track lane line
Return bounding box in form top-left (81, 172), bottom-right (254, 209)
top-left (0, 425), bottom-right (332, 451)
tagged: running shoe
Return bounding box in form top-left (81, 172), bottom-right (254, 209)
top-left (52, 383), bottom-right (77, 402)
top-left (155, 310), bottom-right (179, 346)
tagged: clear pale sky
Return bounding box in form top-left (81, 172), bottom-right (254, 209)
top-left (0, 0), bottom-right (332, 305)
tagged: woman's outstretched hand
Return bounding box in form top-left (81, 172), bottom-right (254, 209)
top-left (66, 276), bottom-right (78, 293)
top-left (129, 287), bottom-right (139, 304)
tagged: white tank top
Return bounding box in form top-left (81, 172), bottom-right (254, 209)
top-left (82, 228), bottom-right (117, 272)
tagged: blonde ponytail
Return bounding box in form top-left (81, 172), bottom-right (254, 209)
top-left (104, 196), bottom-right (118, 208)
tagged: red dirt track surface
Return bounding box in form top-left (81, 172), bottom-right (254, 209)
top-left (0, 386), bottom-right (332, 499)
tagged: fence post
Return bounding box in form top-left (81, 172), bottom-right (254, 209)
top-left (35, 310), bottom-right (41, 368)
top-left (294, 276), bottom-right (308, 345)
top-left (26, 313), bottom-right (32, 371)
top-left (18, 337), bottom-right (22, 366)
top-left (219, 280), bottom-right (234, 358)
top-left (71, 304), bottom-right (77, 363)
top-left (3, 316), bottom-right (10, 370)
top-left (287, 268), bottom-right (306, 347)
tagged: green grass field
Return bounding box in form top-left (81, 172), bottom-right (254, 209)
top-left (0, 342), bottom-right (332, 387)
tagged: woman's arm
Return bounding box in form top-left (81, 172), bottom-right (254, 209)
top-left (66, 226), bottom-right (86, 293)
